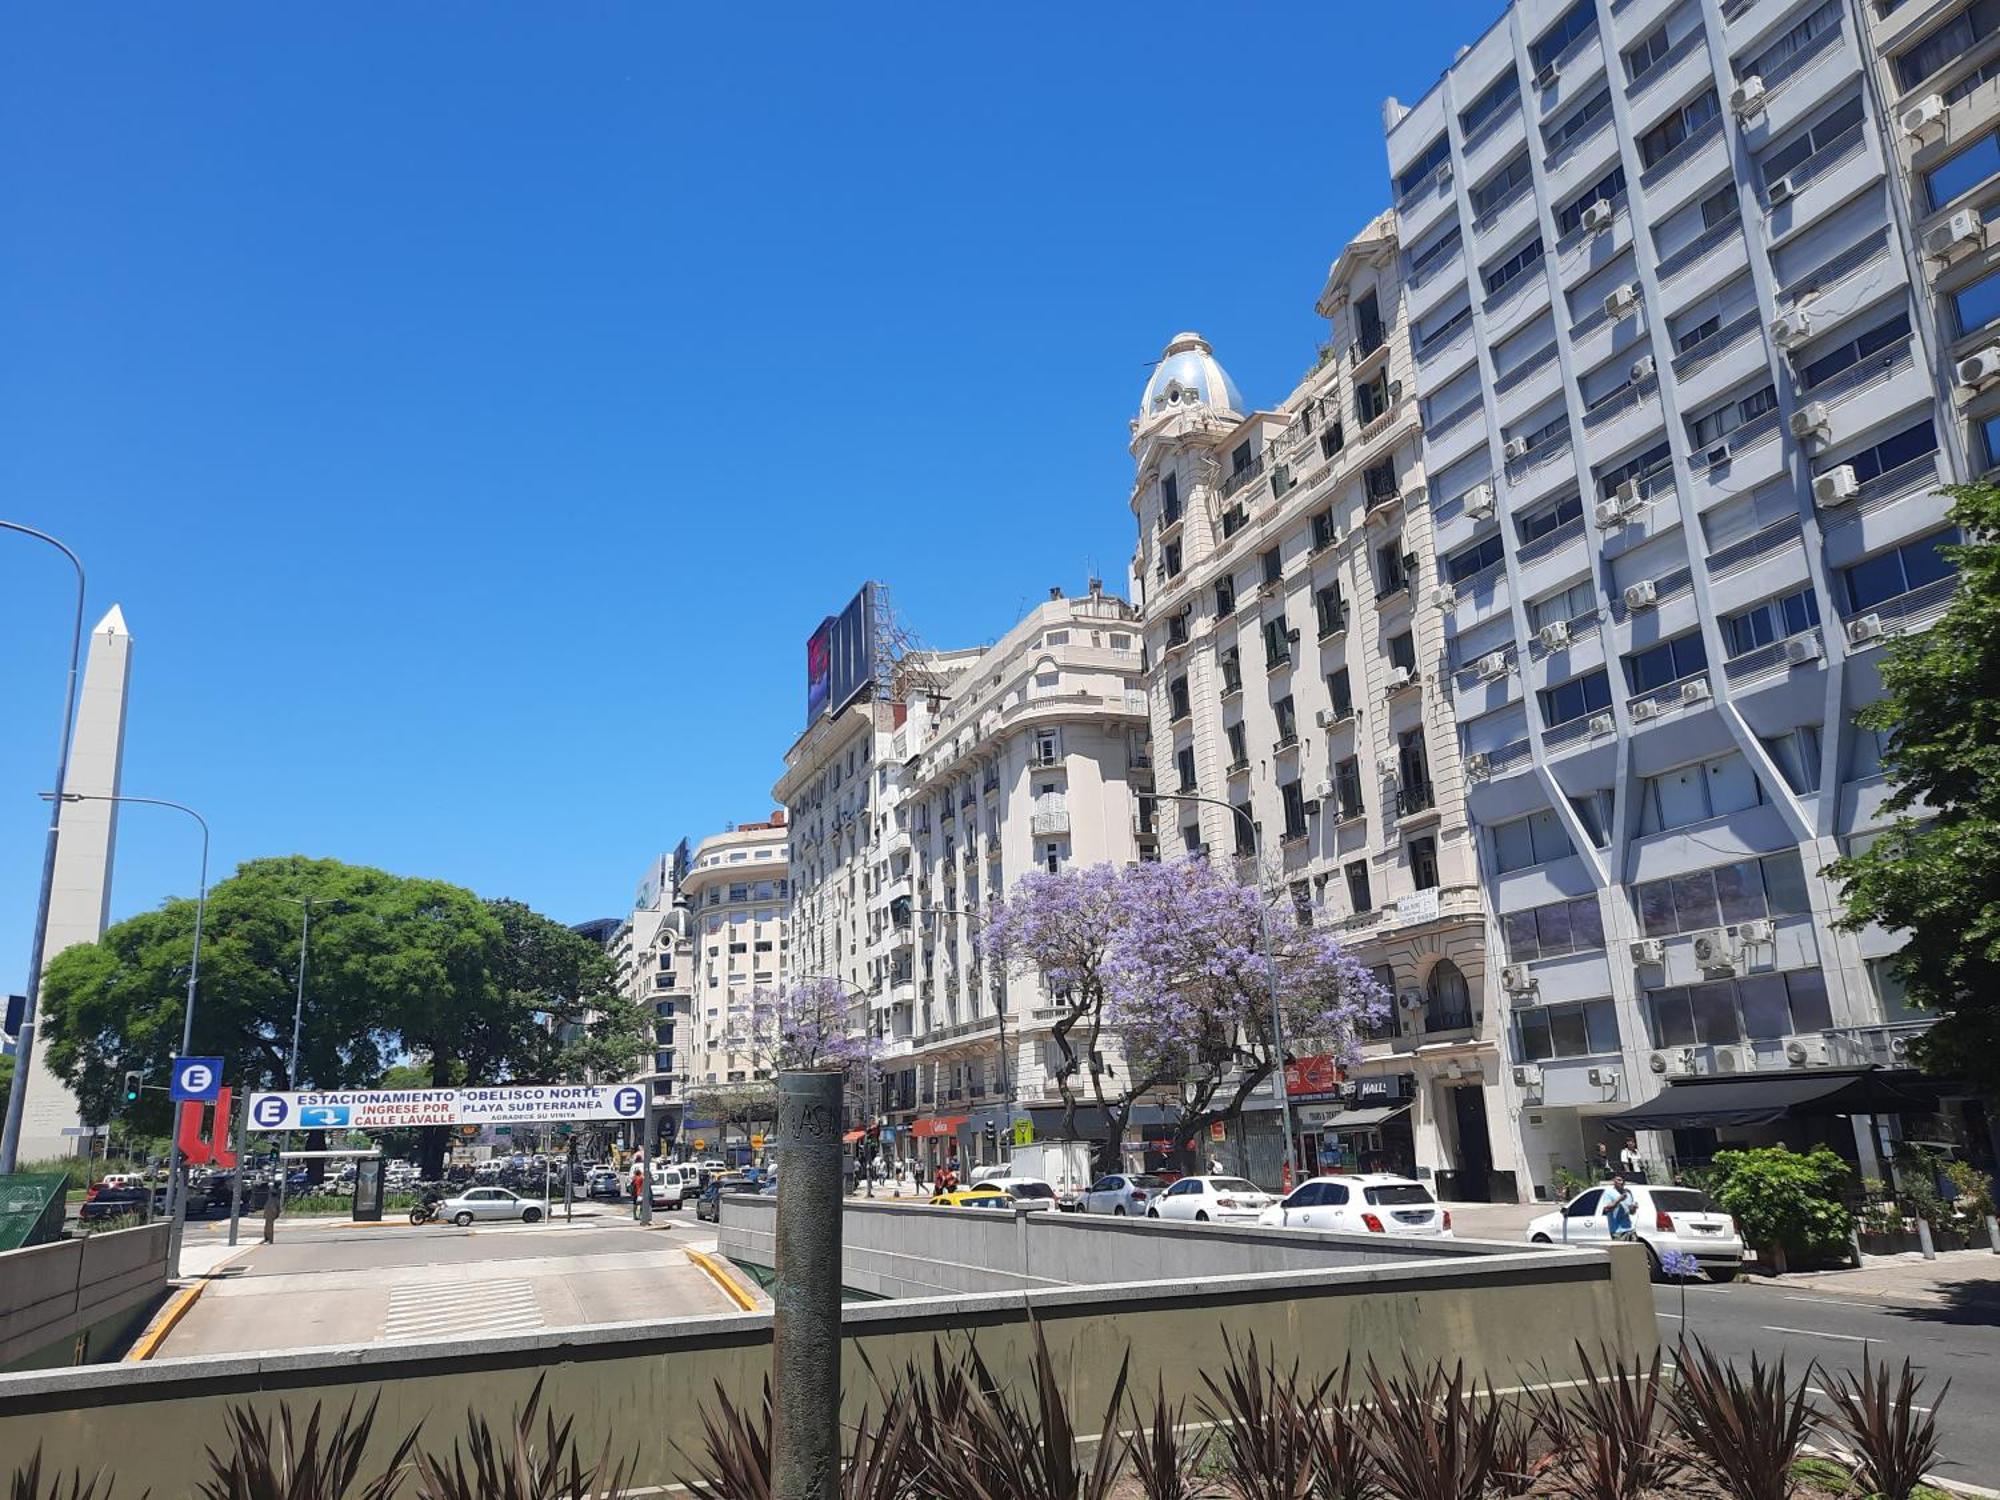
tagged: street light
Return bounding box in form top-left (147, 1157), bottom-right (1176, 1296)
top-left (273, 895), bottom-right (354, 1090)
top-left (1149, 790), bottom-right (1298, 1190)
top-left (45, 791), bottom-right (209, 1275)
top-left (908, 903), bottom-right (1016, 1144)
top-left (0, 521), bottom-right (86, 1176)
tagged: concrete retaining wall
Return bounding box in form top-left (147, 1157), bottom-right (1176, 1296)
top-left (717, 1196), bottom-right (1520, 1298)
top-left (0, 1220), bottom-right (1653, 1493)
top-left (0, 1223), bottom-right (171, 1371)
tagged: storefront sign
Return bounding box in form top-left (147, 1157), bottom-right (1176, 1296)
top-left (1396, 889), bottom-right (1441, 925)
top-left (247, 1084), bottom-right (648, 1132)
top-left (1208, 1119), bottom-right (1226, 1143)
top-left (1284, 1054), bottom-right (1343, 1098)
top-left (910, 1116), bottom-right (967, 1140)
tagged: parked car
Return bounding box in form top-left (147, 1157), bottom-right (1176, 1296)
top-left (1080, 1173), bottom-right (1169, 1216)
top-left (438, 1187), bottom-right (545, 1226)
top-left (1258, 1174), bottom-right (1453, 1237)
top-left (1525, 1183), bottom-right (1742, 1279)
top-left (586, 1168), bottom-right (624, 1201)
top-left (984, 1177), bottom-right (1059, 1210)
top-left (77, 1186), bottom-right (152, 1224)
top-left (696, 1173), bottom-right (750, 1222)
top-left (930, 1185), bottom-right (1015, 1210)
top-left (1146, 1176), bottom-right (1276, 1224)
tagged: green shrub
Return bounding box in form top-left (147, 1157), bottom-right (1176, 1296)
top-left (1707, 1145), bottom-right (1853, 1262)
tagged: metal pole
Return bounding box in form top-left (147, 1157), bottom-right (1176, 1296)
top-left (0, 523), bottom-right (86, 1176)
top-left (771, 1067), bottom-right (843, 1500)
top-left (1151, 792), bottom-right (1297, 1189)
top-left (226, 1090), bottom-right (246, 1245)
top-left (639, 1096), bottom-right (657, 1225)
top-left (288, 898), bottom-right (312, 1089)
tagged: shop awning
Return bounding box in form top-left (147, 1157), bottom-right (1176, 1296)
top-left (1317, 1104), bottom-right (1412, 1131)
top-left (911, 1116), bottom-right (968, 1140)
top-left (841, 1130), bottom-right (866, 1144)
top-left (1606, 1068), bottom-right (1943, 1131)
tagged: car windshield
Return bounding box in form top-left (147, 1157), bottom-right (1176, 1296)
top-left (1008, 1183), bottom-right (1056, 1198)
top-left (1649, 1188), bottom-right (1717, 1214)
top-left (1128, 1175), bottom-right (1168, 1188)
top-left (1211, 1179), bottom-right (1261, 1194)
top-left (1364, 1184), bottom-right (1435, 1206)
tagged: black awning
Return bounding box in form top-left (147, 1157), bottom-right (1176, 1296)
top-left (1607, 1067), bottom-right (1942, 1131)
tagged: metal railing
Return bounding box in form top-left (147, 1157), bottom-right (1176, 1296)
top-left (1824, 452), bottom-right (1943, 522)
top-left (1769, 123), bottom-right (1866, 202)
top-left (1485, 737), bottom-right (1535, 774)
top-left (1671, 309), bottom-right (1760, 378)
top-left (1220, 451), bottom-right (1267, 499)
top-left (1473, 175), bottom-right (1535, 236)
top-left (1527, 607), bottom-right (1601, 659)
top-left (1452, 556), bottom-right (1509, 600)
top-left (1484, 263), bottom-right (1548, 318)
top-left (1640, 113), bottom-right (1723, 191)
top-left (1708, 513), bottom-right (1802, 576)
top-left (1518, 512), bottom-right (1587, 564)
top-left (1397, 779), bottom-right (1437, 816)
top-left (1507, 429), bottom-right (1574, 477)
top-left (1582, 374), bottom-right (1657, 429)
top-left (1801, 342), bottom-right (1913, 407)
top-left (1778, 226), bottom-right (1888, 307)
top-left (1428, 391), bottom-right (1486, 439)
top-left (1626, 669), bottom-right (1710, 718)
top-left (1844, 575), bottom-right (1958, 636)
top-left (1452, 641), bottom-right (1517, 685)
top-left (1629, 28), bottom-right (1707, 97)
top-left (1724, 626), bottom-right (1821, 684)
top-left (1496, 341), bottom-right (1559, 394)
top-left (1556, 192), bottom-right (1627, 255)
top-left (1418, 306), bottom-right (1475, 359)
top-left (1569, 296), bottom-right (1619, 343)
top-left (1655, 214), bottom-right (1741, 283)
top-left (1543, 711), bottom-right (1603, 750)
top-left (1757, 15), bottom-right (1842, 97)
top-left (1397, 159), bottom-right (1453, 212)
top-left (1552, 22), bottom-right (1603, 73)
top-left (1462, 96), bottom-right (1524, 159)
top-left (1692, 407), bottom-right (1780, 470)
top-left (1406, 234), bottom-right (1464, 294)
top-left (1545, 109), bottom-right (1613, 172)
top-left (1425, 1003), bottom-right (1476, 1034)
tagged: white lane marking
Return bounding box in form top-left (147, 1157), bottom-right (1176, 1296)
top-left (1659, 1311), bottom-right (1684, 1320)
top-left (1803, 1385), bottom-right (1933, 1413)
top-left (381, 1278), bottom-right (542, 1341)
top-left (1783, 1294), bottom-right (1867, 1308)
top-left (1760, 1324), bottom-right (1869, 1343)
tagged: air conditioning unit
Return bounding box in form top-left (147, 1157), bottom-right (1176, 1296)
top-left (1398, 987), bottom-right (1427, 1010)
top-left (1465, 483), bottom-right (1496, 519)
top-left (1589, 712), bottom-right (1616, 735)
top-left (1314, 707), bottom-right (1347, 729)
top-left (1647, 1049), bottom-right (1684, 1076)
top-left (1587, 1066), bottom-right (1619, 1088)
top-left (1629, 355), bottom-right (1655, 383)
top-left (1711, 1044), bottom-right (1747, 1074)
top-left (1512, 1064), bottom-right (1543, 1089)
top-left (1729, 76), bottom-right (1766, 117)
top-left (1431, 588), bottom-right (1457, 613)
top-left (1703, 441), bottom-right (1731, 468)
top-left (1847, 613), bottom-right (1884, 645)
top-left (1630, 938), bottom-right (1665, 965)
top-left (1784, 634), bottom-right (1821, 666)
top-left (1616, 475), bottom-right (1643, 505)
top-left (1924, 209), bottom-right (1985, 262)
top-left (1691, 930), bottom-right (1734, 972)
top-left (1476, 651), bottom-right (1510, 681)
top-left (1603, 283), bottom-right (1640, 319)
top-left (1538, 621), bottom-right (1573, 651)
top-left (1766, 175), bottom-right (1795, 206)
top-left (1595, 498), bottom-right (1628, 527)
top-left (1900, 92), bottom-right (1947, 145)
top-left (1386, 665), bottom-right (1415, 691)
top-left (1378, 753), bottom-right (1401, 776)
top-left (1535, 61), bottom-right (1560, 90)
top-left (1813, 465), bottom-right (1859, 504)
top-left (1465, 752), bottom-right (1491, 780)
top-left (1771, 306), bottom-right (1814, 349)
top-left (1789, 401), bottom-right (1831, 442)
top-left (1630, 698), bottom-right (1662, 722)
top-left (1787, 1037), bottom-right (1830, 1067)
top-left (1582, 199), bottom-right (1614, 232)
top-left (1957, 344), bottom-right (2000, 389)
top-left (1730, 918), bottom-right (1775, 944)
top-left (1681, 679), bottom-right (1711, 704)
top-left (1314, 779), bottom-right (1337, 801)
top-left (1503, 435), bottom-right (1530, 461)
top-left (1500, 964), bottom-right (1537, 994)
top-left (1624, 579), bottom-right (1658, 611)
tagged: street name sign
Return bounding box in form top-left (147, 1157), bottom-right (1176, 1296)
top-left (247, 1084), bottom-right (648, 1132)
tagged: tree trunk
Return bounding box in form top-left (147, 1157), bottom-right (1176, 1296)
top-left (417, 1124), bottom-right (449, 1179)
top-left (304, 1129), bottom-right (327, 1187)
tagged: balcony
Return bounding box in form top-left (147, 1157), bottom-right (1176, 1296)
top-left (1545, 107), bottom-right (1613, 175)
top-left (1423, 1001), bottom-right (1476, 1035)
top-left (1627, 27), bottom-right (1708, 105)
top-left (1580, 373), bottom-right (1656, 432)
top-left (1723, 626), bottom-right (1822, 688)
top-left (1798, 339), bottom-right (1916, 417)
top-left (1640, 114), bottom-right (1724, 200)
top-left (1221, 452), bottom-right (1267, 500)
top-left (1670, 309), bottom-right (1759, 382)
top-left (1842, 576), bottom-right (1958, 645)
top-left (1763, 122), bottom-right (1868, 212)
top-left (1655, 213), bottom-right (1742, 286)
top-left (1626, 669), bottom-right (1712, 726)
top-left (1396, 779), bottom-right (1437, 818)
top-left (1818, 452), bottom-right (1943, 527)
top-left (1758, 13), bottom-right (1844, 106)
top-left (1543, 710), bottom-right (1610, 752)
top-left (1472, 176), bottom-right (1536, 243)
top-left (1708, 513), bottom-right (1803, 578)
top-left (1517, 513), bottom-right (1587, 567)
top-left (1495, 341), bottom-right (1559, 397)
top-left (1778, 227), bottom-right (1890, 310)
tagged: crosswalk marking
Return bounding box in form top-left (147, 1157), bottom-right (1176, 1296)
top-left (380, 1279), bottom-right (542, 1342)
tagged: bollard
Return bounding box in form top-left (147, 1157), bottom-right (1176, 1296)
top-left (771, 1068), bottom-right (844, 1500)
top-left (1917, 1215), bottom-right (1936, 1261)
top-left (1986, 1214), bottom-right (1999, 1255)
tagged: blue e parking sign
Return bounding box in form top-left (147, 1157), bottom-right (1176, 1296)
top-left (170, 1056), bottom-right (224, 1102)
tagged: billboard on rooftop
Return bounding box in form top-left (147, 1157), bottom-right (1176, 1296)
top-left (805, 583), bottom-right (877, 726)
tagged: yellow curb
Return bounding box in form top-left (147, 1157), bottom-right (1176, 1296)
top-left (126, 1282), bottom-right (203, 1361)
top-left (686, 1248), bottom-right (757, 1312)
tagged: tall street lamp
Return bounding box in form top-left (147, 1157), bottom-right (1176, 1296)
top-left (0, 522), bottom-right (86, 1175)
top-left (910, 902), bottom-right (1016, 1154)
top-left (1149, 790), bottom-right (1298, 1190)
top-left (46, 791), bottom-right (209, 1274)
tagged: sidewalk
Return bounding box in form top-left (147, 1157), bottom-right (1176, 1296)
top-left (1767, 1247), bottom-right (2000, 1310)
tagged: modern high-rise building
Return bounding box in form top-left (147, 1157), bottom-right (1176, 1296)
top-left (1382, 0), bottom-right (1973, 1196)
top-left (1126, 220), bottom-right (1521, 1200)
top-left (680, 816), bottom-right (791, 1092)
top-left (894, 585), bottom-right (1155, 1170)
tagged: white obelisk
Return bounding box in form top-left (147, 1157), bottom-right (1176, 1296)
top-left (18, 605), bottom-right (132, 1162)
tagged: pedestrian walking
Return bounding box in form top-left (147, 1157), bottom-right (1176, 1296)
top-left (1602, 1174), bottom-right (1638, 1241)
top-left (631, 1164), bottom-right (646, 1220)
top-left (261, 1183), bottom-right (281, 1245)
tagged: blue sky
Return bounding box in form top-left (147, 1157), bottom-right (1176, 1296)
top-left (0, 3), bottom-right (1497, 977)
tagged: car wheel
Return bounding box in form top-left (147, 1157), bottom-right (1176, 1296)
top-left (1195, 1211), bottom-right (1209, 1222)
top-left (1146, 1208), bottom-right (1159, 1218)
top-left (1643, 1242), bottom-right (1664, 1281)
top-left (522, 1206), bottom-right (543, 1224)
top-left (1112, 1205), bottom-right (1126, 1216)
top-left (1531, 1233), bottom-right (1552, 1244)
top-left (1707, 1267), bottom-right (1738, 1283)
top-left (453, 1210), bottom-right (475, 1227)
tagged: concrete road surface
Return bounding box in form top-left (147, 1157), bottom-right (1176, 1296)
top-left (162, 1212), bottom-right (733, 1357)
top-left (1653, 1272), bottom-right (2000, 1483)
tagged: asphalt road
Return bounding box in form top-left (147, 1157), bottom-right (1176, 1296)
top-left (1653, 1275), bottom-right (2000, 1484)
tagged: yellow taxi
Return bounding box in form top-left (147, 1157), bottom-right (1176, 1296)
top-left (928, 1185), bottom-right (1014, 1210)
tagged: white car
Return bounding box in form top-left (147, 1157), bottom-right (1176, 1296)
top-left (1525, 1182), bottom-right (1743, 1280)
top-left (984, 1177), bottom-right (1059, 1211)
top-left (439, 1187), bottom-right (545, 1226)
top-left (1258, 1174), bottom-right (1453, 1237)
top-left (1080, 1173), bottom-right (1170, 1216)
top-left (1147, 1176), bottom-right (1276, 1224)
top-left (647, 1165), bottom-right (689, 1209)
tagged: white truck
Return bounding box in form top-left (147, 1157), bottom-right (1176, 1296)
top-left (993, 1140), bottom-right (1097, 1209)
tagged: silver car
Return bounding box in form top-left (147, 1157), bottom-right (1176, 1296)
top-left (439, 1187), bottom-right (545, 1226)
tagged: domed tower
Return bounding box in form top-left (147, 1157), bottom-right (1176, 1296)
top-left (1136, 331), bottom-right (1245, 431)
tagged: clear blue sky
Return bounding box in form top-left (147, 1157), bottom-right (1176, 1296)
top-left (0, 3), bottom-right (1497, 977)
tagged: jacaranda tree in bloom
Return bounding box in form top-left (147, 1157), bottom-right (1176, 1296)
top-left (984, 858), bottom-right (1388, 1171)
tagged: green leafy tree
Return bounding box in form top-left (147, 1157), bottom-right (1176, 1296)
top-left (1827, 482), bottom-right (1999, 1091)
top-left (1707, 1144), bottom-right (1854, 1266)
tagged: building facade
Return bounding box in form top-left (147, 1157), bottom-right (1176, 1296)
top-left (679, 817), bottom-right (791, 1101)
top-left (893, 586), bottom-right (1155, 1171)
top-left (1127, 225), bottom-right (1524, 1199)
top-left (1382, 0), bottom-right (1971, 1197)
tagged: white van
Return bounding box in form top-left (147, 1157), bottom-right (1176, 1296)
top-left (649, 1164), bottom-right (690, 1209)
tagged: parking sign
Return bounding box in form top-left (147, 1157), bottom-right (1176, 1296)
top-left (170, 1056), bottom-right (224, 1102)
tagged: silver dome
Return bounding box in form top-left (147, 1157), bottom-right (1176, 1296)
top-left (1140, 331), bottom-right (1244, 419)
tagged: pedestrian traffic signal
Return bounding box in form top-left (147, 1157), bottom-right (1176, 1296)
top-left (122, 1070), bottom-right (142, 1106)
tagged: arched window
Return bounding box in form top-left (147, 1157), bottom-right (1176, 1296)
top-left (1425, 958), bottom-right (1474, 1031)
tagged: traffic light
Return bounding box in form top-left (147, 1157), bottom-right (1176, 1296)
top-left (122, 1070), bottom-right (142, 1106)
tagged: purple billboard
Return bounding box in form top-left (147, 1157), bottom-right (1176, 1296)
top-left (805, 584), bottom-right (878, 726)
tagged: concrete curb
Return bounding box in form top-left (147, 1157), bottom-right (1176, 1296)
top-left (125, 1282), bottom-right (203, 1362)
top-left (686, 1248), bottom-right (758, 1311)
